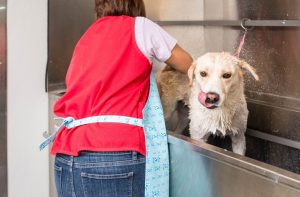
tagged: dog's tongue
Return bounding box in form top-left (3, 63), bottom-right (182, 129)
top-left (198, 91), bottom-right (215, 108)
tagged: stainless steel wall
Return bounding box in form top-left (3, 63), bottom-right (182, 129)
top-left (47, 0), bottom-right (95, 92)
top-left (0, 0), bottom-right (7, 196)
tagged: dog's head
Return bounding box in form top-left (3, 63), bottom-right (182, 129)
top-left (188, 52), bottom-right (259, 109)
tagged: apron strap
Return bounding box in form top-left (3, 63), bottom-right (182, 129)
top-left (39, 115), bottom-right (144, 151)
top-left (66, 115), bottom-right (144, 129)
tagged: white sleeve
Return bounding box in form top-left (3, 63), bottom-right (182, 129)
top-left (135, 17), bottom-right (177, 63)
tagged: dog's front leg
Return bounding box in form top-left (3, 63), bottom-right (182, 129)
top-left (190, 129), bottom-right (210, 142)
top-left (230, 132), bottom-right (246, 155)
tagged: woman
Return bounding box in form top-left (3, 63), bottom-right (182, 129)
top-left (47, 0), bottom-right (192, 196)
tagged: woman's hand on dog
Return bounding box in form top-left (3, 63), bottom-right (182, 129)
top-left (165, 44), bottom-right (193, 74)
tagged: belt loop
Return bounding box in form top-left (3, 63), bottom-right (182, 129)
top-left (70, 156), bottom-right (74, 167)
top-left (132, 151), bottom-right (138, 160)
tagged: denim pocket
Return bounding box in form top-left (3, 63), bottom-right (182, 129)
top-left (81, 171), bottom-right (134, 197)
top-left (54, 164), bottom-right (63, 197)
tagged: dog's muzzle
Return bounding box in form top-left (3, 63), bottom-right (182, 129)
top-left (198, 91), bottom-right (220, 109)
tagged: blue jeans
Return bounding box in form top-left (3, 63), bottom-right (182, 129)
top-left (54, 151), bottom-right (145, 197)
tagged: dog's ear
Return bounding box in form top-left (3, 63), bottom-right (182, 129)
top-left (188, 62), bottom-right (196, 86)
top-left (238, 60), bottom-right (259, 80)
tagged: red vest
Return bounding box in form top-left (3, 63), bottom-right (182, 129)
top-left (51, 16), bottom-right (151, 156)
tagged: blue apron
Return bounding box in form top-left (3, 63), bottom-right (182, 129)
top-left (40, 72), bottom-right (169, 197)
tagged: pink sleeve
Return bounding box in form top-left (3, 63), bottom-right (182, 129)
top-left (135, 17), bottom-right (177, 63)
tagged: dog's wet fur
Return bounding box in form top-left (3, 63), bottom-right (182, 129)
top-left (157, 52), bottom-right (259, 155)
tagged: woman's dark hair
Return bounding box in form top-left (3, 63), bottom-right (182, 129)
top-left (95, 0), bottom-right (146, 18)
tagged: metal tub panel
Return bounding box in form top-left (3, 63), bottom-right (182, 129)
top-left (163, 26), bottom-right (205, 57)
top-left (0, 113), bottom-right (7, 197)
top-left (0, 0), bottom-right (7, 196)
top-left (145, 0), bottom-right (300, 21)
top-left (0, 53), bottom-right (6, 196)
top-left (204, 0), bottom-right (228, 20)
top-left (246, 135), bottom-right (300, 174)
top-left (47, 0), bottom-right (95, 92)
top-left (232, 0), bottom-right (300, 20)
top-left (240, 28), bottom-right (300, 99)
top-left (205, 0), bottom-right (300, 20)
top-left (0, 0), bottom-right (6, 121)
top-left (144, 0), bottom-right (204, 21)
top-left (169, 133), bottom-right (300, 197)
top-left (148, 0), bottom-right (300, 21)
top-left (203, 27), bottom-right (230, 52)
top-left (247, 102), bottom-right (300, 142)
top-left (48, 94), bottom-right (60, 197)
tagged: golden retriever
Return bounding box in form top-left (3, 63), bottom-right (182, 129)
top-left (157, 52), bottom-right (259, 155)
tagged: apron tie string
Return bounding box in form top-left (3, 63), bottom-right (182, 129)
top-left (39, 117), bottom-right (74, 151)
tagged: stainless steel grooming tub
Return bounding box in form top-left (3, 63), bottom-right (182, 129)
top-left (47, 0), bottom-right (300, 196)
top-left (168, 132), bottom-right (300, 197)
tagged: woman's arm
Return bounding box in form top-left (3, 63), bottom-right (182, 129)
top-left (165, 44), bottom-right (193, 74)
top-left (135, 17), bottom-right (193, 72)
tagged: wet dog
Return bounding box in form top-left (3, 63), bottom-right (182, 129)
top-left (157, 52), bottom-right (259, 155)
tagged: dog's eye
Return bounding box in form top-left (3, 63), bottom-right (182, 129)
top-left (223, 73), bottom-right (232, 79)
top-left (200, 71), bottom-right (207, 77)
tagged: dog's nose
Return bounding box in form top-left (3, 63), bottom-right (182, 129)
top-left (206, 92), bottom-right (220, 104)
